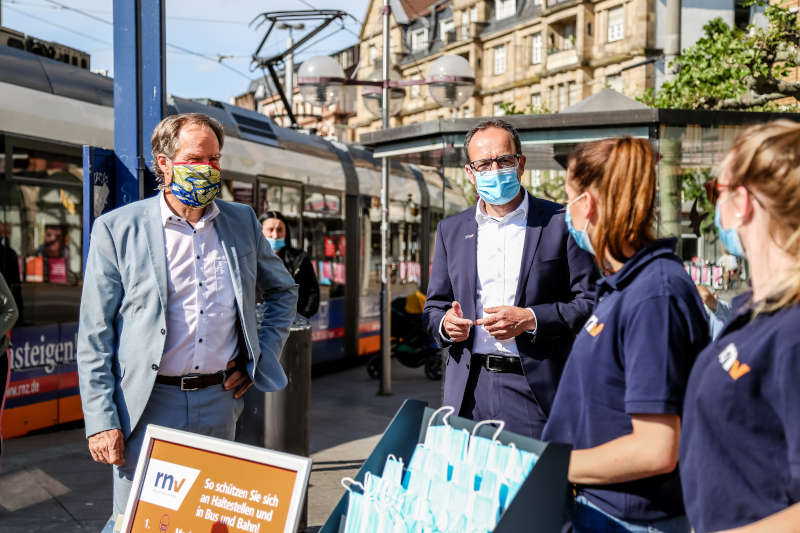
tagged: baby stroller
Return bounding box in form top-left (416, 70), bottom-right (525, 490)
top-left (367, 291), bottom-right (442, 381)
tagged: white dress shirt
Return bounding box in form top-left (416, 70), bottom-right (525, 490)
top-left (158, 193), bottom-right (239, 376)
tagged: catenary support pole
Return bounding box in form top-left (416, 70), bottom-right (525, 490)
top-left (112, 0), bottom-right (165, 207)
top-left (379, 0), bottom-right (392, 395)
top-left (664, 0), bottom-right (681, 81)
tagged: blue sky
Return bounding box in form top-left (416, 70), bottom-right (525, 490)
top-left (2, 0), bottom-right (369, 101)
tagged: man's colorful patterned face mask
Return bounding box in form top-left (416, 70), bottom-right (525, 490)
top-left (169, 161), bottom-right (222, 208)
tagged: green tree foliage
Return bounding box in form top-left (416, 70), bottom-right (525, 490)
top-left (640, 0), bottom-right (800, 110)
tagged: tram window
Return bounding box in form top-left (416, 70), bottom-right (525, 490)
top-left (2, 149), bottom-right (83, 324)
top-left (302, 218), bottom-right (345, 299)
top-left (282, 187), bottom-right (301, 217)
top-left (220, 180), bottom-right (253, 206)
top-left (303, 191), bottom-right (341, 217)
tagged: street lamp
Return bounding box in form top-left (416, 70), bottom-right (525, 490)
top-left (297, 0), bottom-right (475, 395)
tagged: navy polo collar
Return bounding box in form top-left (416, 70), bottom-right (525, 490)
top-left (598, 238), bottom-right (678, 294)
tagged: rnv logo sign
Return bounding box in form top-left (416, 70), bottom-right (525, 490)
top-left (140, 459), bottom-right (201, 511)
top-left (154, 471), bottom-right (187, 492)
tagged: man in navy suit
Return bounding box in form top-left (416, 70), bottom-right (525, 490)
top-left (423, 119), bottom-right (597, 438)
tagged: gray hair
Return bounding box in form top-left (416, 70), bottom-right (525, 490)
top-left (150, 113), bottom-right (225, 186)
top-left (463, 119), bottom-right (522, 160)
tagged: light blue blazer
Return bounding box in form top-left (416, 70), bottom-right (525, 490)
top-left (77, 196), bottom-right (298, 438)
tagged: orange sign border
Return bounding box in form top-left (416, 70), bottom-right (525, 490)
top-left (120, 424), bottom-right (312, 533)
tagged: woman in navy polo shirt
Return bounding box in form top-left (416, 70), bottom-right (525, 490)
top-left (541, 138), bottom-right (709, 532)
top-left (680, 121), bottom-right (800, 532)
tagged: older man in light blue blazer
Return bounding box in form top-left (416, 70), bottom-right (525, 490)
top-left (77, 113), bottom-right (297, 530)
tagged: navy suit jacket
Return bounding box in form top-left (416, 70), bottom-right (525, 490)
top-left (423, 192), bottom-right (598, 417)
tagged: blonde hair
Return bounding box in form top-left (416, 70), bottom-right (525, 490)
top-left (150, 113), bottom-right (224, 183)
top-left (567, 137), bottom-right (657, 274)
top-left (726, 119), bottom-right (800, 313)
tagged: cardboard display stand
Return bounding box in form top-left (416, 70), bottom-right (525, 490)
top-left (121, 425), bottom-right (312, 533)
top-left (321, 399), bottom-right (572, 533)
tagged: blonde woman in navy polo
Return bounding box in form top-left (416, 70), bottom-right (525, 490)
top-left (680, 121), bottom-right (800, 532)
top-left (541, 138), bottom-right (709, 532)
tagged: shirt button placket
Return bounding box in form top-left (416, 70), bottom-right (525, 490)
top-left (194, 227), bottom-right (204, 372)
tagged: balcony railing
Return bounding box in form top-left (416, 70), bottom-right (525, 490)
top-left (546, 48), bottom-right (578, 70)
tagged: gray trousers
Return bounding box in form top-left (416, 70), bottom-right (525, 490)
top-left (105, 382), bottom-right (244, 530)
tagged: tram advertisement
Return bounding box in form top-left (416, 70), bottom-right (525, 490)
top-left (125, 435), bottom-right (306, 533)
top-left (2, 323), bottom-right (82, 438)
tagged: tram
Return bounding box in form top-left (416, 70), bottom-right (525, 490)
top-left (0, 45), bottom-right (467, 438)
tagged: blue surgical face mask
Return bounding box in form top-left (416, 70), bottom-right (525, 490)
top-left (565, 193), bottom-right (596, 255)
top-left (474, 166), bottom-right (521, 206)
top-left (267, 237), bottom-right (285, 252)
top-left (715, 195), bottom-right (745, 258)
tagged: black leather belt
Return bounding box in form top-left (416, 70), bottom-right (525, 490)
top-left (155, 371), bottom-right (226, 391)
top-left (473, 353), bottom-right (524, 375)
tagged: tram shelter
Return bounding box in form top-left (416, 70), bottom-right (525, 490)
top-left (360, 89), bottom-right (800, 272)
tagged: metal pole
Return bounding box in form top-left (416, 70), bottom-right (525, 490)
top-left (285, 33), bottom-right (294, 119)
top-left (664, 0), bottom-right (681, 81)
top-left (379, 0), bottom-right (392, 395)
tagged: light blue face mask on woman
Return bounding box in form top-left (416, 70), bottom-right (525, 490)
top-left (714, 195), bottom-right (745, 258)
top-left (565, 192), bottom-right (596, 255)
top-left (267, 238), bottom-right (285, 252)
top-left (474, 166), bottom-right (521, 205)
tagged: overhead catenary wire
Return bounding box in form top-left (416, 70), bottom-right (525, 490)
top-left (11, 1), bottom-right (253, 80)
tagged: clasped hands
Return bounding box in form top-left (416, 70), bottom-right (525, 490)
top-left (442, 301), bottom-right (536, 342)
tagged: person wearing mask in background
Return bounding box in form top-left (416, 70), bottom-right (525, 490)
top-left (0, 272), bottom-right (19, 455)
top-left (260, 210), bottom-right (320, 319)
top-left (541, 138), bottom-right (709, 533)
top-left (423, 119), bottom-right (597, 439)
top-left (681, 121), bottom-right (800, 533)
top-left (695, 284), bottom-right (732, 340)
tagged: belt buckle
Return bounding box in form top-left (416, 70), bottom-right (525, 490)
top-left (180, 375), bottom-right (200, 391)
top-left (484, 354), bottom-right (504, 373)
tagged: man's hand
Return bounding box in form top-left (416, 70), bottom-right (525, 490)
top-left (475, 306), bottom-right (536, 341)
top-left (88, 429), bottom-right (125, 466)
top-left (224, 360), bottom-right (253, 399)
top-left (443, 301), bottom-right (473, 342)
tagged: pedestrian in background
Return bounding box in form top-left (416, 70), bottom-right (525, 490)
top-left (77, 113), bottom-right (297, 532)
top-left (681, 120), bottom-right (800, 532)
top-left (423, 119), bottom-right (597, 439)
top-left (541, 138), bottom-right (709, 533)
top-left (695, 284), bottom-right (732, 340)
top-left (260, 210), bottom-right (320, 318)
top-left (0, 272), bottom-right (19, 455)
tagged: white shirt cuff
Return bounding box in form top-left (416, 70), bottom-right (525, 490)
top-left (439, 314), bottom-right (452, 343)
top-left (525, 307), bottom-right (537, 335)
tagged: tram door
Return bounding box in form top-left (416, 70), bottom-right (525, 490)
top-left (300, 188), bottom-right (346, 363)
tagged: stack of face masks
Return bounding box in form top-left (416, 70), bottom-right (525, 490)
top-left (341, 407), bottom-right (538, 533)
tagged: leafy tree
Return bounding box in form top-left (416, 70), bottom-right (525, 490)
top-left (640, 0), bottom-right (800, 110)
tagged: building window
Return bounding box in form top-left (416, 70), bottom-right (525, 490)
top-left (471, 6), bottom-right (479, 21)
top-left (563, 23), bottom-right (576, 49)
top-left (493, 44), bottom-right (506, 74)
top-left (410, 28), bottom-right (428, 52)
top-left (531, 33), bottom-right (542, 64)
top-left (608, 5), bottom-right (624, 42)
top-left (568, 81), bottom-right (579, 105)
top-left (607, 73), bottom-right (623, 93)
top-left (461, 13), bottom-right (469, 40)
top-left (369, 44), bottom-right (379, 66)
top-left (495, 0), bottom-right (515, 20)
top-left (531, 92), bottom-right (542, 110)
top-left (493, 102), bottom-right (506, 116)
top-left (441, 19), bottom-right (455, 42)
top-left (411, 76), bottom-right (420, 98)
